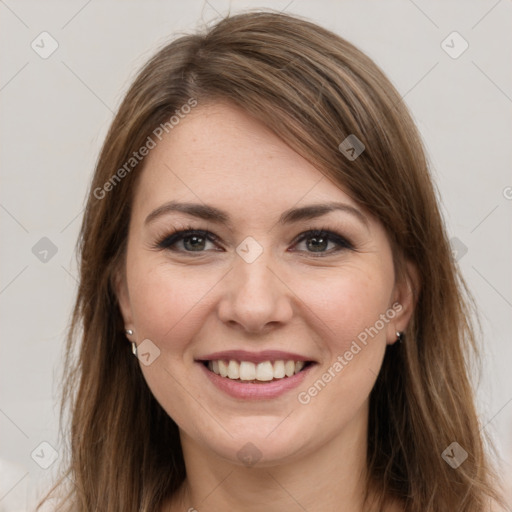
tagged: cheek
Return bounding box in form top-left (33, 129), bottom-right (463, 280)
top-left (290, 264), bottom-right (394, 426)
top-left (126, 257), bottom-right (221, 350)
top-left (292, 261), bottom-right (394, 356)
top-left (125, 257), bottom-right (221, 426)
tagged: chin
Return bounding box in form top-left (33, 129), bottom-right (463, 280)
top-left (192, 416), bottom-right (315, 468)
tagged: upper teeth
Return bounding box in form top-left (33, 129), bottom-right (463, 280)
top-left (208, 360), bottom-right (306, 381)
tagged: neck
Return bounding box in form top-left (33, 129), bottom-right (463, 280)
top-left (166, 404), bottom-right (384, 512)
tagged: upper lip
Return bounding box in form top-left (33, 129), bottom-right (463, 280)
top-left (196, 350), bottom-right (316, 364)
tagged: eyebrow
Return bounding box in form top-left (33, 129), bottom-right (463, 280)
top-left (144, 200), bottom-right (369, 229)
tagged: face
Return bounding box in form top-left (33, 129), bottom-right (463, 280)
top-left (116, 100), bottom-right (416, 467)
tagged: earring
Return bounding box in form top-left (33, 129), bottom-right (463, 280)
top-left (396, 331), bottom-right (404, 343)
top-left (125, 329), bottom-right (137, 356)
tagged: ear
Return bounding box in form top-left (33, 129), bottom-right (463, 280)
top-left (113, 265), bottom-right (134, 329)
top-left (386, 259), bottom-right (420, 345)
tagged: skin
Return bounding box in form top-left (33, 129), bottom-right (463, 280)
top-left (116, 100), bottom-right (418, 512)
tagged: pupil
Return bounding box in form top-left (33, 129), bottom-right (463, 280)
top-left (185, 235), bottom-right (205, 251)
top-left (308, 236), bottom-right (327, 252)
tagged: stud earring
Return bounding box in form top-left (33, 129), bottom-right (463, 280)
top-left (125, 329), bottom-right (137, 356)
top-left (396, 331), bottom-right (404, 343)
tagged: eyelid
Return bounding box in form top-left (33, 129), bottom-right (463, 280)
top-left (290, 227), bottom-right (354, 253)
top-left (152, 225), bottom-right (355, 254)
top-left (151, 226), bottom-right (221, 252)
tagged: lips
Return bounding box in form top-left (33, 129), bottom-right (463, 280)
top-left (196, 349), bottom-right (315, 364)
top-left (195, 349), bottom-right (317, 399)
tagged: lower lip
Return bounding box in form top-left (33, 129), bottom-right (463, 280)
top-left (197, 362), bottom-right (314, 400)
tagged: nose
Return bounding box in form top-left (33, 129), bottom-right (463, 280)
top-left (217, 249), bottom-right (294, 334)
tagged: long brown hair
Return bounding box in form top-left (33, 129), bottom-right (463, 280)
top-left (38, 10), bottom-right (503, 511)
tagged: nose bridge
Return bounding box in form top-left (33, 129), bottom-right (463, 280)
top-left (237, 251), bottom-right (273, 289)
top-left (233, 242), bottom-right (279, 301)
top-left (218, 238), bottom-right (292, 331)
top-left (233, 234), bottom-right (275, 286)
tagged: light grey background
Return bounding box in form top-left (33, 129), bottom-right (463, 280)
top-left (1, 1), bottom-right (511, 509)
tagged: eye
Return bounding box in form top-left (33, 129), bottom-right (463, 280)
top-left (291, 229), bottom-right (353, 255)
top-left (154, 228), bottom-right (221, 253)
top-left (151, 226), bottom-right (354, 256)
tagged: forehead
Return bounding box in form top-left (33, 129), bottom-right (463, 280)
top-left (133, 101), bottom-right (363, 219)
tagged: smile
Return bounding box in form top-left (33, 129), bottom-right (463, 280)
top-left (204, 359), bottom-right (313, 383)
top-left (196, 349), bottom-right (317, 399)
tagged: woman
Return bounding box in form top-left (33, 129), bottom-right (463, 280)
top-left (38, 10), bottom-right (504, 512)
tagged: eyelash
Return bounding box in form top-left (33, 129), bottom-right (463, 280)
top-left (152, 224), bottom-right (354, 257)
